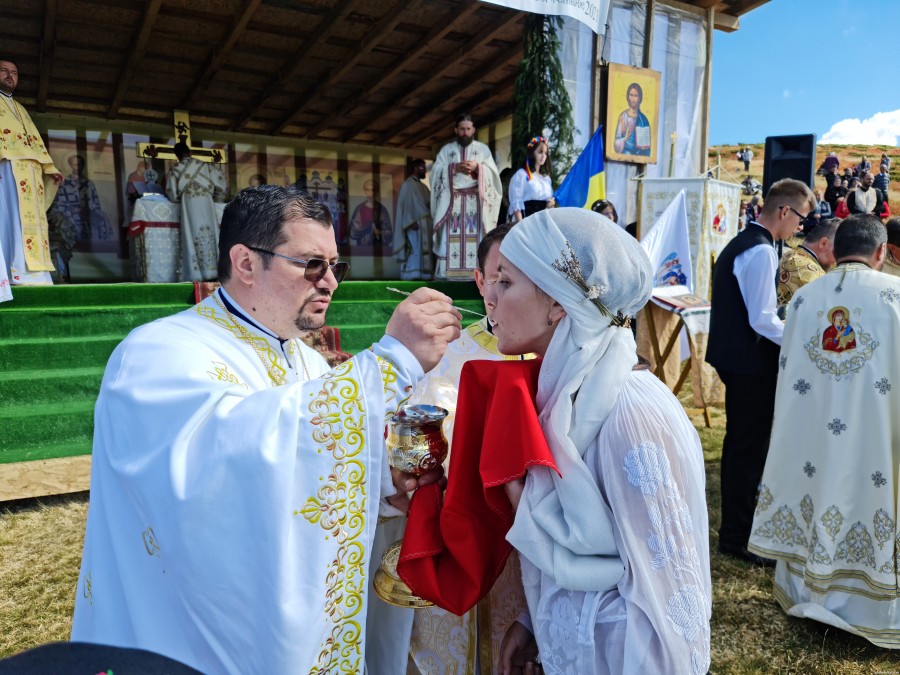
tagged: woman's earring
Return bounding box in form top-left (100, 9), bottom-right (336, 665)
top-left (547, 319), bottom-right (554, 326)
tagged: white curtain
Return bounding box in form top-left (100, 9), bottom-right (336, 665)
top-left (604, 1), bottom-right (707, 227)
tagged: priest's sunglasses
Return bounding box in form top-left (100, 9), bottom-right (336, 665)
top-left (247, 246), bottom-right (349, 283)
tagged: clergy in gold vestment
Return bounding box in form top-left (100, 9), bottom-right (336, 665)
top-left (367, 225), bottom-right (531, 674)
top-left (0, 59), bottom-right (62, 302)
top-left (776, 219), bottom-right (838, 308)
top-left (750, 215), bottom-right (900, 648)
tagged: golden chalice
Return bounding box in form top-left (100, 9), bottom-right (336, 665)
top-left (373, 404), bottom-right (449, 608)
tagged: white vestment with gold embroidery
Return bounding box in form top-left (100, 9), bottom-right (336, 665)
top-left (749, 264), bottom-right (900, 649)
top-left (366, 319), bottom-right (531, 674)
top-left (430, 141), bottom-right (501, 280)
top-left (72, 288), bottom-right (422, 674)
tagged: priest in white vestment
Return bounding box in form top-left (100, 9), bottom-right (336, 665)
top-left (72, 186), bottom-right (462, 674)
top-left (393, 159), bottom-right (434, 280)
top-left (431, 114), bottom-right (501, 280)
top-left (368, 224), bottom-right (531, 674)
top-left (166, 142), bottom-right (226, 282)
top-left (749, 214), bottom-right (900, 649)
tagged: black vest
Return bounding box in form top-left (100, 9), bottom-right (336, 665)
top-left (705, 223), bottom-right (780, 375)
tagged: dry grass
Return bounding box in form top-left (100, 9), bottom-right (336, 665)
top-left (0, 493), bottom-right (87, 657)
top-left (708, 143), bottom-right (900, 198)
top-left (2, 422), bottom-right (899, 672)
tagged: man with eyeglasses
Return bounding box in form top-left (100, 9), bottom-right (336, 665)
top-left (707, 178), bottom-right (817, 567)
top-left (0, 58), bottom-right (63, 303)
top-left (72, 186), bottom-right (463, 674)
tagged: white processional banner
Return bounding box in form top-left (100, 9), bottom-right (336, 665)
top-left (480, 0), bottom-right (610, 35)
top-left (638, 178), bottom-right (741, 301)
top-left (640, 189), bottom-right (693, 292)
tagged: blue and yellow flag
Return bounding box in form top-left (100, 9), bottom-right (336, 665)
top-left (554, 126), bottom-right (605, 209)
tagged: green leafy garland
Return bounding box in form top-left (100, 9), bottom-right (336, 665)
top-left (511, 14), bottom-right (577, 187)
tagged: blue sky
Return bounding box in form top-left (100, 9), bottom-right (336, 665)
top-left (710, 0), bottom-right (900, 146)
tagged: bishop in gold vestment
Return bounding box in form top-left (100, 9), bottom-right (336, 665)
top-left (0, 59), bottom-right (61, 302)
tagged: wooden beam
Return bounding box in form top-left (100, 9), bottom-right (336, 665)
top-left (401, 75), bottom-right (517, 149)
top-left (343, 9), bottom-right (522, 142)
top-left (108, 0), bottom-right (163, 118)
top-left (231, 0), bottom-right (360, 131)
top-left (701, 7), bottom-right (713, 170)
top-left (303, 0), bottom-right (480, 140)
top-left (269, 0), bottom-right (415, 135)
top-left (642, 0), bottom-right (655, 68)
top-left (36, 0), bottom-right (58, 111)
top-left (657, 0), bottom-right (738, 31)
top-left (377, 50), bottom-right (521, 146)
top-left (0, 455), bottom-right (91, 502)
top-left (725, 0), bottom-right (770, 16)
top-left (181, 0), bottom-right (263, 109)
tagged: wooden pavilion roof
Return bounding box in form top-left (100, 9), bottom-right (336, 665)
top-left (5, 0), bottom-right (767, 153)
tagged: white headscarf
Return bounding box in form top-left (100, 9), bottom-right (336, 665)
top-left (501, 207), bottom-right (652, 591)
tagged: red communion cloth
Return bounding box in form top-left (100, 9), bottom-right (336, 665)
top-left (397, 359), bottom-right (559, 615)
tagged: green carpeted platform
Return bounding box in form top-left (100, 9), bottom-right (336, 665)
top-left (0, 281), bottom-right (483, 466)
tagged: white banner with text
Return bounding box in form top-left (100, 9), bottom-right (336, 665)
top-left (481, 0), bottom-right (610, 35)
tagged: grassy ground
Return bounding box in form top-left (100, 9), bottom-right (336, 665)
top-left (2, 413), bottom-right (899, 672)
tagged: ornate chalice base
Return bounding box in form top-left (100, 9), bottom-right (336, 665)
top-left (373, 542), bottom-right (434, 608)
top-left (375, 404), bottom-right (448, 609)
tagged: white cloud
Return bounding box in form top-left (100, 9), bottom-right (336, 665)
top-left (842, 26), bottom-right (856, 35)
top-left (820, 109), bottom-right (900, 146)
top-left (782, 89), bottom-right (791, 98)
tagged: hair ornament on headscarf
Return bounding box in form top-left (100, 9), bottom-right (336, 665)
top-left (551, 239), bottom-right (632, 327)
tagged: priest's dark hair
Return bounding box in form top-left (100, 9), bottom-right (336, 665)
top-left (885, 217), bottom-right (900, 247)
top-left (476, 222), bottom-right (514, 273)
top-left (217, 185), bottom-right (333, 282)
top-left (833, 213), bottom-right (886, 262)
top-left (801, 218), bottom-right (839, 245)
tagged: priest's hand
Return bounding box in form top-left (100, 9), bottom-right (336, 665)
top-left (49, 172), bottom-right (64, 185)
top-left (386, 465), bottom-right (446, 513)
top-left (386, 287), bottom-right (461, 372)
top-left (499, 620), bottom-right (540, 674)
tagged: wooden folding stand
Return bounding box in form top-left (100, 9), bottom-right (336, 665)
top-left (644, 305), bottom-right (712, 428)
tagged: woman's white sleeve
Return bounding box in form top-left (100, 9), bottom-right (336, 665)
top-left (508, 169), bottom-right (527, 214)
top-left (594, 372), bottom-right (712, 674)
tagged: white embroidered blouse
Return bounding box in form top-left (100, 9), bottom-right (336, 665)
top-left (508, 168), bottom-right (553, 216)
top-left (519, 369), bottom-right (712, 674)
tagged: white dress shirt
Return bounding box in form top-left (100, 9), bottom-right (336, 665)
top-left (732, 222), bottom-right (784, 345)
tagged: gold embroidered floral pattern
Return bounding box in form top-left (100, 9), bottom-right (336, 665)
top-left (753, 505), bottom-right (808, 548)
top-left (821, 505), bottom-right (844, 542)
top-left (83, 571), bottom-right (93, 606)
top-left (142, 527), bottom-right (160, 557)
top-left (298, 359), bottom-right (367, 674)
top-left (873, 509), bottom-right (895, 551)
top-left (834, 521), bottom-right (876, 569)
top-left (808, 526), bottom-right (832, 566)
top-left (800, 495), bottom-right (814, 528)
top-left (377, 355), bottom-right (411, 421)
top-left (755, 485), bottom-right (773, 515)
top-left (206, 361), bottom-right (247, 388)
top-left (197, 302), bottom-right (287, 386)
